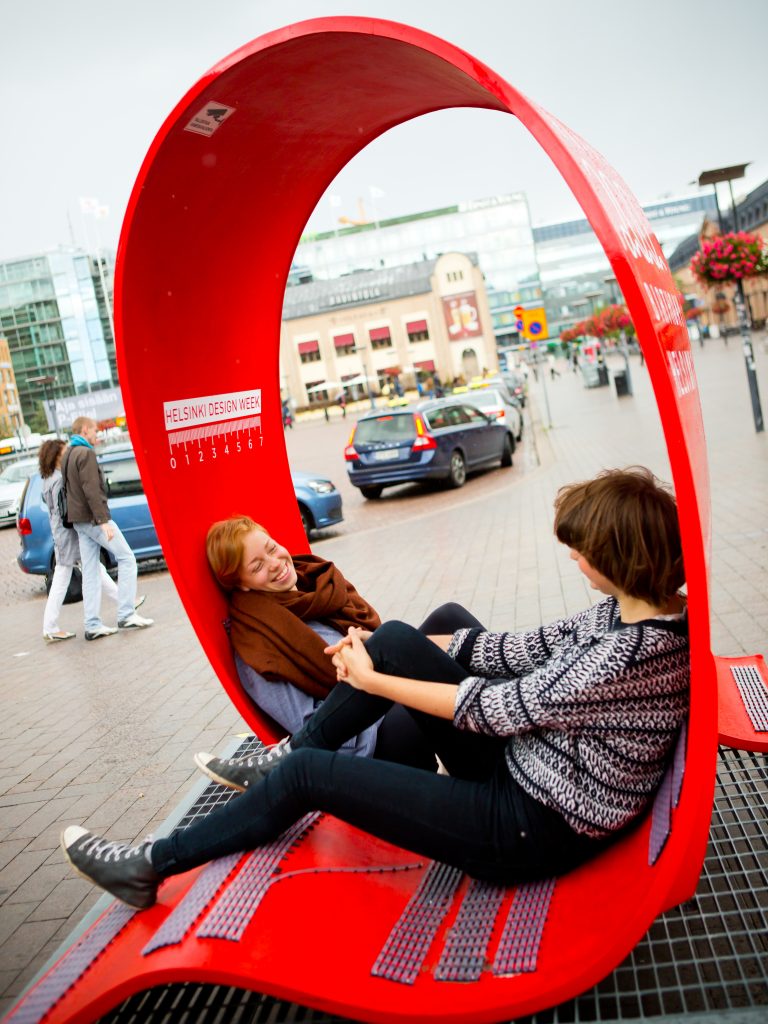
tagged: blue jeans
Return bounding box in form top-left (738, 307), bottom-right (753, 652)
top-left (152, 622), bottom-right (602, 884)
top-left (74, 521), bottom-right (137, 629)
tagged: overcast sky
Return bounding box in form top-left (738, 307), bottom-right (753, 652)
top-left (2, 0), bottom-right (765, 262)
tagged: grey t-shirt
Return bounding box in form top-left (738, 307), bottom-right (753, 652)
top-left (235, 619), bottom-right (379, 757)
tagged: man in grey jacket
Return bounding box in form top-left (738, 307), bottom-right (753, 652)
top-left (64, 416), bottom-right (153, 641)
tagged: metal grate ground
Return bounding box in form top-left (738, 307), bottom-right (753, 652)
top-left (97, 746), bottom-right (767, 1024)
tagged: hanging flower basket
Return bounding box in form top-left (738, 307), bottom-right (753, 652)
top-left (691, 231), bottom-right (768, 286)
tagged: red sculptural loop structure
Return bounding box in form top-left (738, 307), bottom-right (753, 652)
top-left (15, 16), bottom-right (765, 1024)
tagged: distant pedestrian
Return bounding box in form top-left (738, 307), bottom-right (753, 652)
top-left (548, 354), bottom-right (560, 380)
top-left (64, 417), bottom-right (153, 641)
top-left (282, 400), bottom-right (293, 429)
top-left (38, 439), bottom-right (133, 643)
top-left (323, 404), bottom-right (330, 423)
top-left (337, 393), bottom-right (347, 418)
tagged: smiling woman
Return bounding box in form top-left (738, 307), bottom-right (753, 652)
top-left (202, 513), bottom-right (440, 772)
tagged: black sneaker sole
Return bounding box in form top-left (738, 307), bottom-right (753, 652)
top-left (193, 753), bottom-right (246, 792)
top-left (59, 830), bottom-right (153, 910)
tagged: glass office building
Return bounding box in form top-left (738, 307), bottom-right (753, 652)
top-left (534, 193), bottom-right (718, 336)
top-left (0, 249), bottom-right (116, 423)
top-left (295, 193), bottom-right (542, 310)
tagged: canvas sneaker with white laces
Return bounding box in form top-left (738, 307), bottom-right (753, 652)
top-left (194, 737), bottom-right (293, 791)
top-left (61, 826), bottom-right (160, 909)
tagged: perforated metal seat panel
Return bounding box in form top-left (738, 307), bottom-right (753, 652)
top-left (732, 665), bottom-right (768, 731)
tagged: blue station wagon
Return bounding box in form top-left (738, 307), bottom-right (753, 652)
top-left (344, 398), bottom-right (514, 499)
top-left (17, 448), bottom-right (344, 592)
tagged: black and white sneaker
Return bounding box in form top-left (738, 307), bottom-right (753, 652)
top-left (194, 737), bottom-right (293, 791)
top-left (61, 826), bottom-right (160, 909)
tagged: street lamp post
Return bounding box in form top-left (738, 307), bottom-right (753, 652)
top-left (697, 164), bottom-right (764, 433)
top-left (604, 275), bottom-right (633, 396)
top-left (357, 344), bottom-right (376, 410)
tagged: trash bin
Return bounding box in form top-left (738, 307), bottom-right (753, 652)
top-left (614, 369), bottom-right (629, 397)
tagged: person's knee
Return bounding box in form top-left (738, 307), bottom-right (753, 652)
top-left (270, 746), bottom-right (331, 795)
top-left (366, 620), bottom-right (425, 672)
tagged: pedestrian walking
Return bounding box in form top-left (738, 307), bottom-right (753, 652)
top-left (38, 439), bottom-right (140, 643)
top-left (64, 417), bottom-right (153, 640)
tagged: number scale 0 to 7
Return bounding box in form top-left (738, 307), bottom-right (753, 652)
top-left (167, 415), bottom-right (262, 468)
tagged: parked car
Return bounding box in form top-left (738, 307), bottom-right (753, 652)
top-left (16, 447), bottom-right (163, 593)
top-left (292, 470), bottom-right (343, 536)
top-left (16, 449), bottom-right (342, 593)
top-left (344, 398), bottom-right (514, 499)
top-left (0, 457), bottom-right (41, 527)
top-left (461, 387), bottom-right (524, 441)
top-left (499, 369), bottom-right (528, 407)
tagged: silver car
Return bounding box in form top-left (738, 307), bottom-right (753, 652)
top-left (460, 387), bottom-right (524, 441)
top-left (0, 457), bottom-right (38, 527)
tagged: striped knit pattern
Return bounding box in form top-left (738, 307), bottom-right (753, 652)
top-left (450, 598), bottom-right (689, 837)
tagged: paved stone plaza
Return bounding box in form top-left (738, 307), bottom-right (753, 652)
top-left (0, 336), bottom-right (766, 1017)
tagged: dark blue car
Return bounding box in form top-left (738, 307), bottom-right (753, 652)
top-left (344, 398), bottom-right (514, 499)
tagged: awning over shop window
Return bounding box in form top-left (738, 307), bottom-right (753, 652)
top-left (369, 326), bottom-right (391, 341)
top-left (414, 359), bottom-right (435, 371)
top-left (334, 333), bottom-right (355, 348)
top-left (381, 366), bottom-right (401, 376)
top-left (406, 320), bottom-right (428, 334)
top-left (298, 340), bottom-right (319, 354)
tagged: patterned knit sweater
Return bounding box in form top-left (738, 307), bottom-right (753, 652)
top-left (448, 597), bottom-right (689, 838)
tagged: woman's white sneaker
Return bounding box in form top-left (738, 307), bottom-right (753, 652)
top-left (118, 612), bottom-right (154, 630)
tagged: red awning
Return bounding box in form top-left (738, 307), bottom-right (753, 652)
top-left (381, 365), bottom-right (401, 376)
top-left (369, 326), bottom-right (391, 341)
top-left (297, 340), bottom-right (319, 354)
top-left (334, 333), bottom-right (355, 348)
top-left (406, 319), bottom-right (428, 334)
top-left (414, 359), bottom-right (435, 371)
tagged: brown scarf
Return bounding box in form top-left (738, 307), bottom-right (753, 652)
top-left (229, 555), bottom-right (381, 698)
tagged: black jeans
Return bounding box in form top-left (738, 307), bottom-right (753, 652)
top-left (372, 603), bottom-right (484, 770)
top-left (152, 621), bottom-right (601, 884)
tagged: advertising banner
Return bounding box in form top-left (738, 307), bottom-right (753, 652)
top-left (442, 291), bottom-right (481, 341)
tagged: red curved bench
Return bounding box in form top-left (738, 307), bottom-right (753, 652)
top-left (8, 17), bottom-right (726, 1024)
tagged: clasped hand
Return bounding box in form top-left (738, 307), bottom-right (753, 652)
top-left (323, 628), bottom-right (376, 691)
